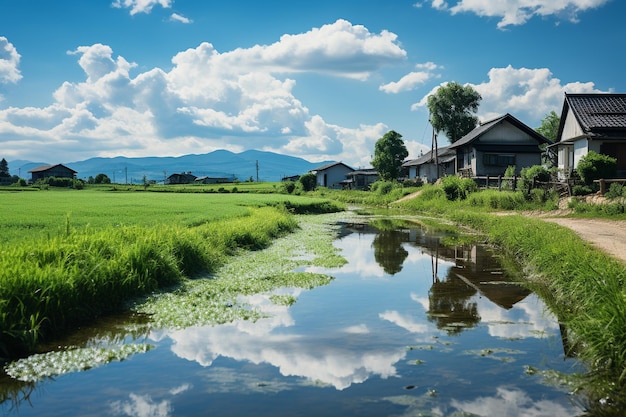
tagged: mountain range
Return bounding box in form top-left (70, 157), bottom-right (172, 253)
top-left (8, 150), bottom-right (336, 183)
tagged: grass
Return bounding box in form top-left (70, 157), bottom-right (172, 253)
top-left (0, 189), bottom-right (344, 361)
top-left (392, 185), bottom-right (626, 405)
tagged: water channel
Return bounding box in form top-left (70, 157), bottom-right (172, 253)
top-left (1, 215), bottom-right (586, 416)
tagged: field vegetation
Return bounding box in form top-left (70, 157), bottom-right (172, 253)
top-left (0, 188), bottom-right (343, 360)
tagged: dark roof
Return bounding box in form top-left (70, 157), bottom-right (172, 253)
top-left (556, 93), bottom-right (626, 141)
top-left (402, 146), bottom-right (455, 167)
top-left (449, 113), bottom-right (550, 149)
top-left (311, 162), bottom-right (354, 172)
top-left (28, 163), bottom-right (77, 173)
top-left (346, 168), bottom-right (378, 177)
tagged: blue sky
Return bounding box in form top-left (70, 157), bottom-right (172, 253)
top-left (0, 0), bottom-right (624, 168)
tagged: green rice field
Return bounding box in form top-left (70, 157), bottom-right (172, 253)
top-left (0, 189), bottom-right (343, 360)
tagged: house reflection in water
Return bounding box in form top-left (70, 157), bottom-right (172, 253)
top-left (341, 221), bottom-right (531, 335)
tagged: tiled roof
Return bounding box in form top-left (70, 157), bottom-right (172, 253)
top-left (566, 94), bottom-right (626, 131)
top-left (27, 163), bottom-right (77, 173)
top-left (311, 162), bottom-right (354, 172)
top-left (402, 146), bottom-right (454, 167)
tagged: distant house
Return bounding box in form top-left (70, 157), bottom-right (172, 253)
top-left (449, 113), bottom-right (550, 177)
top-left (167, 172), bottom-right (197, 184)
top-left (310, 162), bottom-right (354, 189)
top-left (281, 175), bottom-right (301, 182)
top-left (551, 93), bottom-right (626, 179)
top-left (194, 176), bottom-right (229, 184)
top-left (28, 164), bottom-right (77, 183)
top-left (344, 168), bottom-right (378, 190)
top-left (403, 146), bottom-right (456, 183)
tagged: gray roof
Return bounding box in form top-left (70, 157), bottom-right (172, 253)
top-left (402, 146), bottom-right (455, 167)
top-left (557, 93), bottom-right (626, 140)
top-left (311, 162), bottom-right (354, 172)
top-left (449, 113), bottom-right (550, 149)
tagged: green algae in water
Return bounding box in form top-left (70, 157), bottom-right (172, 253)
top-left (4, 344), bottom-right (153, 382)
top-left (136, 213), bottom-right (348, 329)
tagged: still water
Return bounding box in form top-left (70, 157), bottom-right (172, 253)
top-left (1, 217), bottom-right (584, 416)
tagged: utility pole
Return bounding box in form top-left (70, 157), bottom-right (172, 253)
top-left (256, 160), bottom-right (259, 182)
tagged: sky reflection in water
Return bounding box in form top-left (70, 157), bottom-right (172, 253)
top-left (2, 221), bottom-right (583, 417)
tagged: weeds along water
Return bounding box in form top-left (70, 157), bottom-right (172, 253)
top-left (0, 192), bottom-right (344, 362)
top-left (4, 211), bottom-right (351, 382)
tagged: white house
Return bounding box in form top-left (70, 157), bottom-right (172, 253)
top-left (551, 93), bottom-right (626, 179)
top-left (310, 162), bottom-right (354, 189)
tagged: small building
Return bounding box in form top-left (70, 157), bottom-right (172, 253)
top-left (551, 93), bottom-right (626, 179)
top-left (449, 113), bottom-right (551, 177)
top-left (194, 176), bottom-right (230, 184)
top-left (344, 168), bottom-right (378, 190)
top-left (28, 164), bottom-right (77, 183)
top-left (167, 172), bottom-right (197, 184)
top-left (310, 162), bottom-right (354, 189)
top-left (281, 175), bottom-right (301, 182)
top-left (403, 146), bottom-right (456, 183)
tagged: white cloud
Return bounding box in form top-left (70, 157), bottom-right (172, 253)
top-left (380, 62), bottom-right (442, 93)
top-left (0, 20), bottom-right (405, 166)
top-left (429, 0), bottom-right (611, 28)
top-left (169, 13), bottom-right (192, 24)
top-left (412, 65), bottom-right (603, 127)
top-left (0, 37), bottom-right (22, 86)
top-left (111, 0), bottom-right (172, 15)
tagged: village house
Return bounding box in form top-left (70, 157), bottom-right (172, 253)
top-left (550, 93), bottom-right (626, 179)
top-left (310, 162), bottom-right (354, 189)
top-left (344, 168), bottom-right (379, 190)
top-left (28, 164), bottom-right (77, 183)
top-left (194, 176), bottom-right (230, 184)
top-left (402, 146), bottom-right (456, 183)
top-left (167, 172), bottom-right (197, 184)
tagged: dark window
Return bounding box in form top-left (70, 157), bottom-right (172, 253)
top-left (483, 154), bottom-right (515, 166)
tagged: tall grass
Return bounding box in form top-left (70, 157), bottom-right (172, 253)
top-left (0, 194), bottom-right (342, 361)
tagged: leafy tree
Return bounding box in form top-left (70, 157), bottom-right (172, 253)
top-left (94, 173), bottom-right (111, 184)
top-left (371, 130), bottom-right (409, 181)
top-left (427, 82), bottom-right (482, 143)
top-left (536, 110), bottom-right (560, 142)
top-left (0, 158), bottom-right (10, 177)
top-left (298, 172), bottom-right (317, 191)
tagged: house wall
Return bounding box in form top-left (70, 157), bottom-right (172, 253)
top-left (480, 122), bottom-right (537, 144)
top-left (573, 139), bottom-right (589, 168)
top-left (316, 166), bottom-right (352, 189)
top-left (561, 108), bottom-right (584, 141)
top-left (31, 166), bottom-right (76, 181)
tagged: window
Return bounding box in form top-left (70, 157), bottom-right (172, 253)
top-left (483, 154), bottom-right (515, 166)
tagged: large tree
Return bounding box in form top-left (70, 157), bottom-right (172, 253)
top-left (0, 158), bottom-right (9, 178)
top-left (372, 130), bottom-right (408, 181)
top-left (536, 110), bottom-right (560, 142)
top-left (427, 82), bottom-right (482, 143)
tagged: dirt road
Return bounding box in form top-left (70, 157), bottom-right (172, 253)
top-left (540, 217), bottom-right (626, 264)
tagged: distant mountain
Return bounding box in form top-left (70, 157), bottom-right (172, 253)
top-left (8, 150), bottom-right (336, 183)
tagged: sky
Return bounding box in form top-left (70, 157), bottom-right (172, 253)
top-left (0, 0), bottom-right (624, 169)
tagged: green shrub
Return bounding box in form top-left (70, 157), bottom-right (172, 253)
top-left (576, 151), bottom-right (617, 186)
top-left (299, 173), bottom-right (317, 192)
top-left (572, 185), bottom-right (593, 196)
top-left (440, 176), bottom-right (477, 201)
top-left (281, 181), bottom-right (296, 194)
top-left (605, 182), bottom-right (624, 199)
top-left (520, 165), bottom-right (550, 196)
top-left (371, 180), bottom-right (396, 195)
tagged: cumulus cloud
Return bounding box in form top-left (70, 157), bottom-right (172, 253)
top-left (422, 0), bottom-right (611, 28)
top-left (111, 0), bottom-right (172, 15)
top-left (0, 20), bottom-right (405, 165)
top-left (0, 37), bottom-right (22, 85)
top-left (412, 65), bottom-right (603, 126)
top-left (379, 62), bottom-right (442, 93)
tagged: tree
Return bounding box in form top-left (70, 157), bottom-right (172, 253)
top-left (427, 82), bottom-right (482, 143)
top-left (536, 110), bottom-right (560, 142)
top-left (94, 173), bottom-right (111, 184)
top-left (0, 158), bottom-right (9, 178)
top-left (371, 130), bottom-right (409, 181)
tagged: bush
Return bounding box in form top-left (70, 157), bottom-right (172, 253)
top-left (576, 151), bottom-right (617, 186)
top-left (281, 181), bottom-right (296, 194)
top-left (440, 176), bottom-right (477, 201)
top-left (519, 165), bottom-right (550, 195)
top-left (298, 173), bottom-right (317, 192)
top-left (572, 185), bottom-right (593, 196)
top-left (605, 182), bottom-right (624, 199)
top-left (403, 178), bottom-right (424, 187)
top-left (371, 180), bottom-right (396, 195)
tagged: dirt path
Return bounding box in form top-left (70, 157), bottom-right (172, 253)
top-left (540, 217), bottom-right (626, 264)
